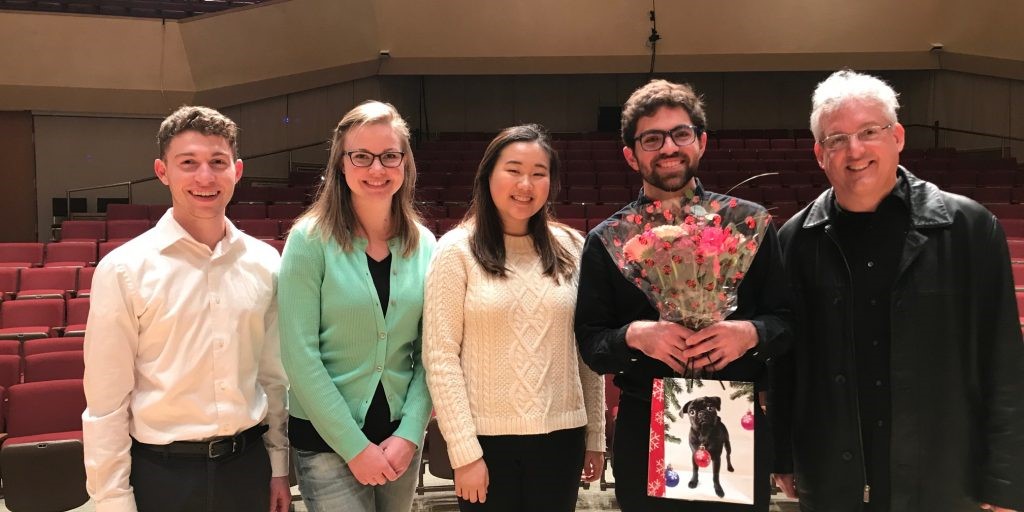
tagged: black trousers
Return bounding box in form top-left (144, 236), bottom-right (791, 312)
top-left (458, 426), bottom-right (586, 512)
top-left (613, 396), bottom-right (771, 512)
top-left (129, 438), bottom-right (271, 512)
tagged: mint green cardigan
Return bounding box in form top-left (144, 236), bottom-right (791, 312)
top-left (278, 219), bottom-right (435, 461)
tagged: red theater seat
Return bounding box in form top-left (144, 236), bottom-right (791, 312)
top-left (22, 337), bottom-right (84, 356)
top-left (44, 241), bottom-right (97, 268)
top-left (0, 243), bottom-right (44, 268)
top-left (0, 298), bottom-right (65, 341)
top-left (60, 221), bottom-right (106, 242)
top-left (16, 267), bottom-right (78, 300)
top-left (23, 351), bottom-right (85, 382)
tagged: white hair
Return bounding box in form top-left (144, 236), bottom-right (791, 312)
top-left (809, 70), bottom-right (900, 141)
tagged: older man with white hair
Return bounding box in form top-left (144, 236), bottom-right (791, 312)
top-left (771, 70), bottom-right (1024, 512)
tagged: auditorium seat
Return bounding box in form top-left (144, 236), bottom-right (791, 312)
top-left (64, 297), bottom-right (89, 337)
top-left (22, 337), bottom-right (84, 356)
top-left (972, 187), bottom-right (1012, 204)
top-left (1013, 264), bottom-right (1024, 291)
top-left (567, 188), bottom-right (599, 203)
top-left (227, 203), bottom-right (268, 219)
top-left (0, 267), bottom-right (18, 299)
top-left (76, 266), bottom-right (95, 298)
top-left (23, 351), bottom-right (85, 382)
top-left (598, 187), bottom-right (631, 204)
top-left (231, 186), bottom-right (271, 204)
top-left (447, 205), bottom-right (470, 219)
top-left (98, 240), bottom-right (126, 261)
top-left (44, 241), bottom-right (97, 268)
top-left (986, 203), bottom-right (1024, 219)
top-left (0, 339), bottom-right (19, 356)
top-left (0, 354), bottom-right (20, 388)
top-left (565, 172), bottom-right (597, 188)
top-left (0, 379), bottom-right (89, 512)
top-left (425, 418), bottom-right (454, 480)
top-left (415, 188), bottom-right (441, 202)
top-left (976, 170), bottom-right (1017, 188)
top-left (148, 204), bottom-right (171, 221)
top-left (585, 204), bottom-right (622, 219)
top-left (235, 219), bottom-right (281, 240)
top-left (16, 267), bottom-right (78, 300)
top-left (0, 242), bottom-right (45, 268)
top-left (552, 204), bottom-right (586, 219)
top-left (105, 204), bottom-right (150, 220)
top-left (596, 172), bottom-right (629, 188)
top-left (0, 298), bottom-right (65, 340)
top-left (264, 239), bottom-right (286, 255)
top-left (769, 138), bottom-right (795, 149)
top-left (106, 219), bottom-right (151, 241)
top-left (60, 220), bottom-right (106, 242)
top-left (561, 218), bottom-right (587, 233)
top-left (1002, 219), bottom-right (1024, 238)
top-left (267, 203), bottom-right (306, 220)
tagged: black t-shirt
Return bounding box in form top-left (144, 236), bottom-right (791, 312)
top-left (289, 253), bottom-right (401, 453)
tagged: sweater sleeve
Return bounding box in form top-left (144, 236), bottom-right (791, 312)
top-left (422, 233), bottom-right (482, 468)
top-left (579, 353), bottom-right (607, 452)
top-left (393, 230), bottom-right (436, 448)
top-left (278, 224), bottom-right (370, 461)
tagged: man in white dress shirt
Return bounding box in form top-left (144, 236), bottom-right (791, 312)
top-left (82, 106), bottom-right (290, 512)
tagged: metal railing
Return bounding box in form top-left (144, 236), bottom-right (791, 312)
top-left (904, 122), bottom-right (1024, 152)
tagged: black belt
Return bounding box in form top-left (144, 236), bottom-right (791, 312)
top-left (132, 424), bottom-right (269, 460)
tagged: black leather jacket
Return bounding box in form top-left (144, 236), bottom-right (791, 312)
top-left (773, 169), bottom-right (1024, 511)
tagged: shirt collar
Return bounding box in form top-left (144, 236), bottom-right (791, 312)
top-left (153, 209), bottom-right (244, 255)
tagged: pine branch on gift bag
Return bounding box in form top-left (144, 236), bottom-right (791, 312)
top-left (728, 381), bottom-right (755, 402)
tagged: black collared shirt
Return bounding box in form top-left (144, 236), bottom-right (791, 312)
top-left (831, 191), bottom-right (909, 511)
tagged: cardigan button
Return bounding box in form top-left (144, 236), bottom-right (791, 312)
top-left (841, 451), bottom-right (853, 461)
top-left (834, 374), bottom-right (847, 385)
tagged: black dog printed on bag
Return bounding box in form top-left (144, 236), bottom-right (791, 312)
top-left (683, 396), bottom-right (734, 498)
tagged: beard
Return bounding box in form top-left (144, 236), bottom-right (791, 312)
top-left (639, 152), bottom-right (700, 193)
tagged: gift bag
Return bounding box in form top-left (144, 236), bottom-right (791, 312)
top-left (648, 377), bottom-right (756, 504)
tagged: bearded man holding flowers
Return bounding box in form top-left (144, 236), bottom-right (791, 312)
top-left (574, 79), bottom-right (793, 512)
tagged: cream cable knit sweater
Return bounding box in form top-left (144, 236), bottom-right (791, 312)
top-left (423, 225), bottom-right (606, 469)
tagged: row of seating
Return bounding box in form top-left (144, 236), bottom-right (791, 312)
top-left (0, 297), bottom-right (90, 340)
top-left (0, 242), bottom-right (105, 268)
top-left (0, 266), bottom-right (94, 301)
top-left (0, 349), bottom-right (84, 387)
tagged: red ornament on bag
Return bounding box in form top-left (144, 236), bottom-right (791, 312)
top-left (694, 446), bottom-right (711, 468)
top-left (741, 410), bottom-right (755, 431)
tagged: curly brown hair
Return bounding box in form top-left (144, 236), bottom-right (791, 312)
top-left (156, 106), bottom-right (239, 160)
top-left (620, 79), bottom-right (707, 148)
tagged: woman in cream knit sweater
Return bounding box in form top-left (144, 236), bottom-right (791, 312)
top-left (423, 124), bottom-right (605, 511)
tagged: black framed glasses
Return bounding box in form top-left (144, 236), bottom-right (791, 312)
top-left (636, 124), bottom-right (702, 151)
top-left (818, 124), bottom-right (893, 152)
top-left (344, 150), bottom-right (405, 168)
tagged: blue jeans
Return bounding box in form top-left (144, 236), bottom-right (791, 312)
top-left (294, 446), bottom-right (422, 512)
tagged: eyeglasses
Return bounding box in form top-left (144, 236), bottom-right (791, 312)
top-left (819, 124), bottom-right (893, 152)
top-left (344, 150), bottom-right (405, 168)
top-left (636, 124), bottom-right (702, 151)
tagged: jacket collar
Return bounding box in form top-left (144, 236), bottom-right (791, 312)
top-left (801, 166), bottom-right (953, 230)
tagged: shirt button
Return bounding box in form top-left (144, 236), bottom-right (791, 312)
top-left (877, 420), bottom-right (885, 427)
top-left (841, 451), bottom-right (853, 461)
top-left (867, 261), bottom-right (875, 268)
top-left (872, 339), bottom-right (880, 347)
top-left (875, 380), bottom-right (883, 387)
top-left (834, 374), bottom-right (846, 384)
top-left (869, 299), bottom-right (877, 306)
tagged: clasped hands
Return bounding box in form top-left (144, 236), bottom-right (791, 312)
top-left (625, 319), bottom-right (758, 374)
top-left (347, 436), bottom-right (417, 486)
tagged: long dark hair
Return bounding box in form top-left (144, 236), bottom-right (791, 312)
top-left (464, 124), bottom-right (577, 283)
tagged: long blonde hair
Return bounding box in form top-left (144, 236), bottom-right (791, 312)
top-left (298, 100), bottom-right (421, 256)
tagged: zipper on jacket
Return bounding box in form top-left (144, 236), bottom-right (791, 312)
top-left (823, 225), bottom-right (871, 504)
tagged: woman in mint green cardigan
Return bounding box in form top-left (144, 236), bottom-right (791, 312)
top-left (278, 100), bottom-right (435, 512)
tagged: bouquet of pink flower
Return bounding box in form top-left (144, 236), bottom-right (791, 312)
top-left (599, 193), bottom-right (771, 331)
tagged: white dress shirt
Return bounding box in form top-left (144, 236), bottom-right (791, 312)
top-left (82, 211), bottom-right (288, 512)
